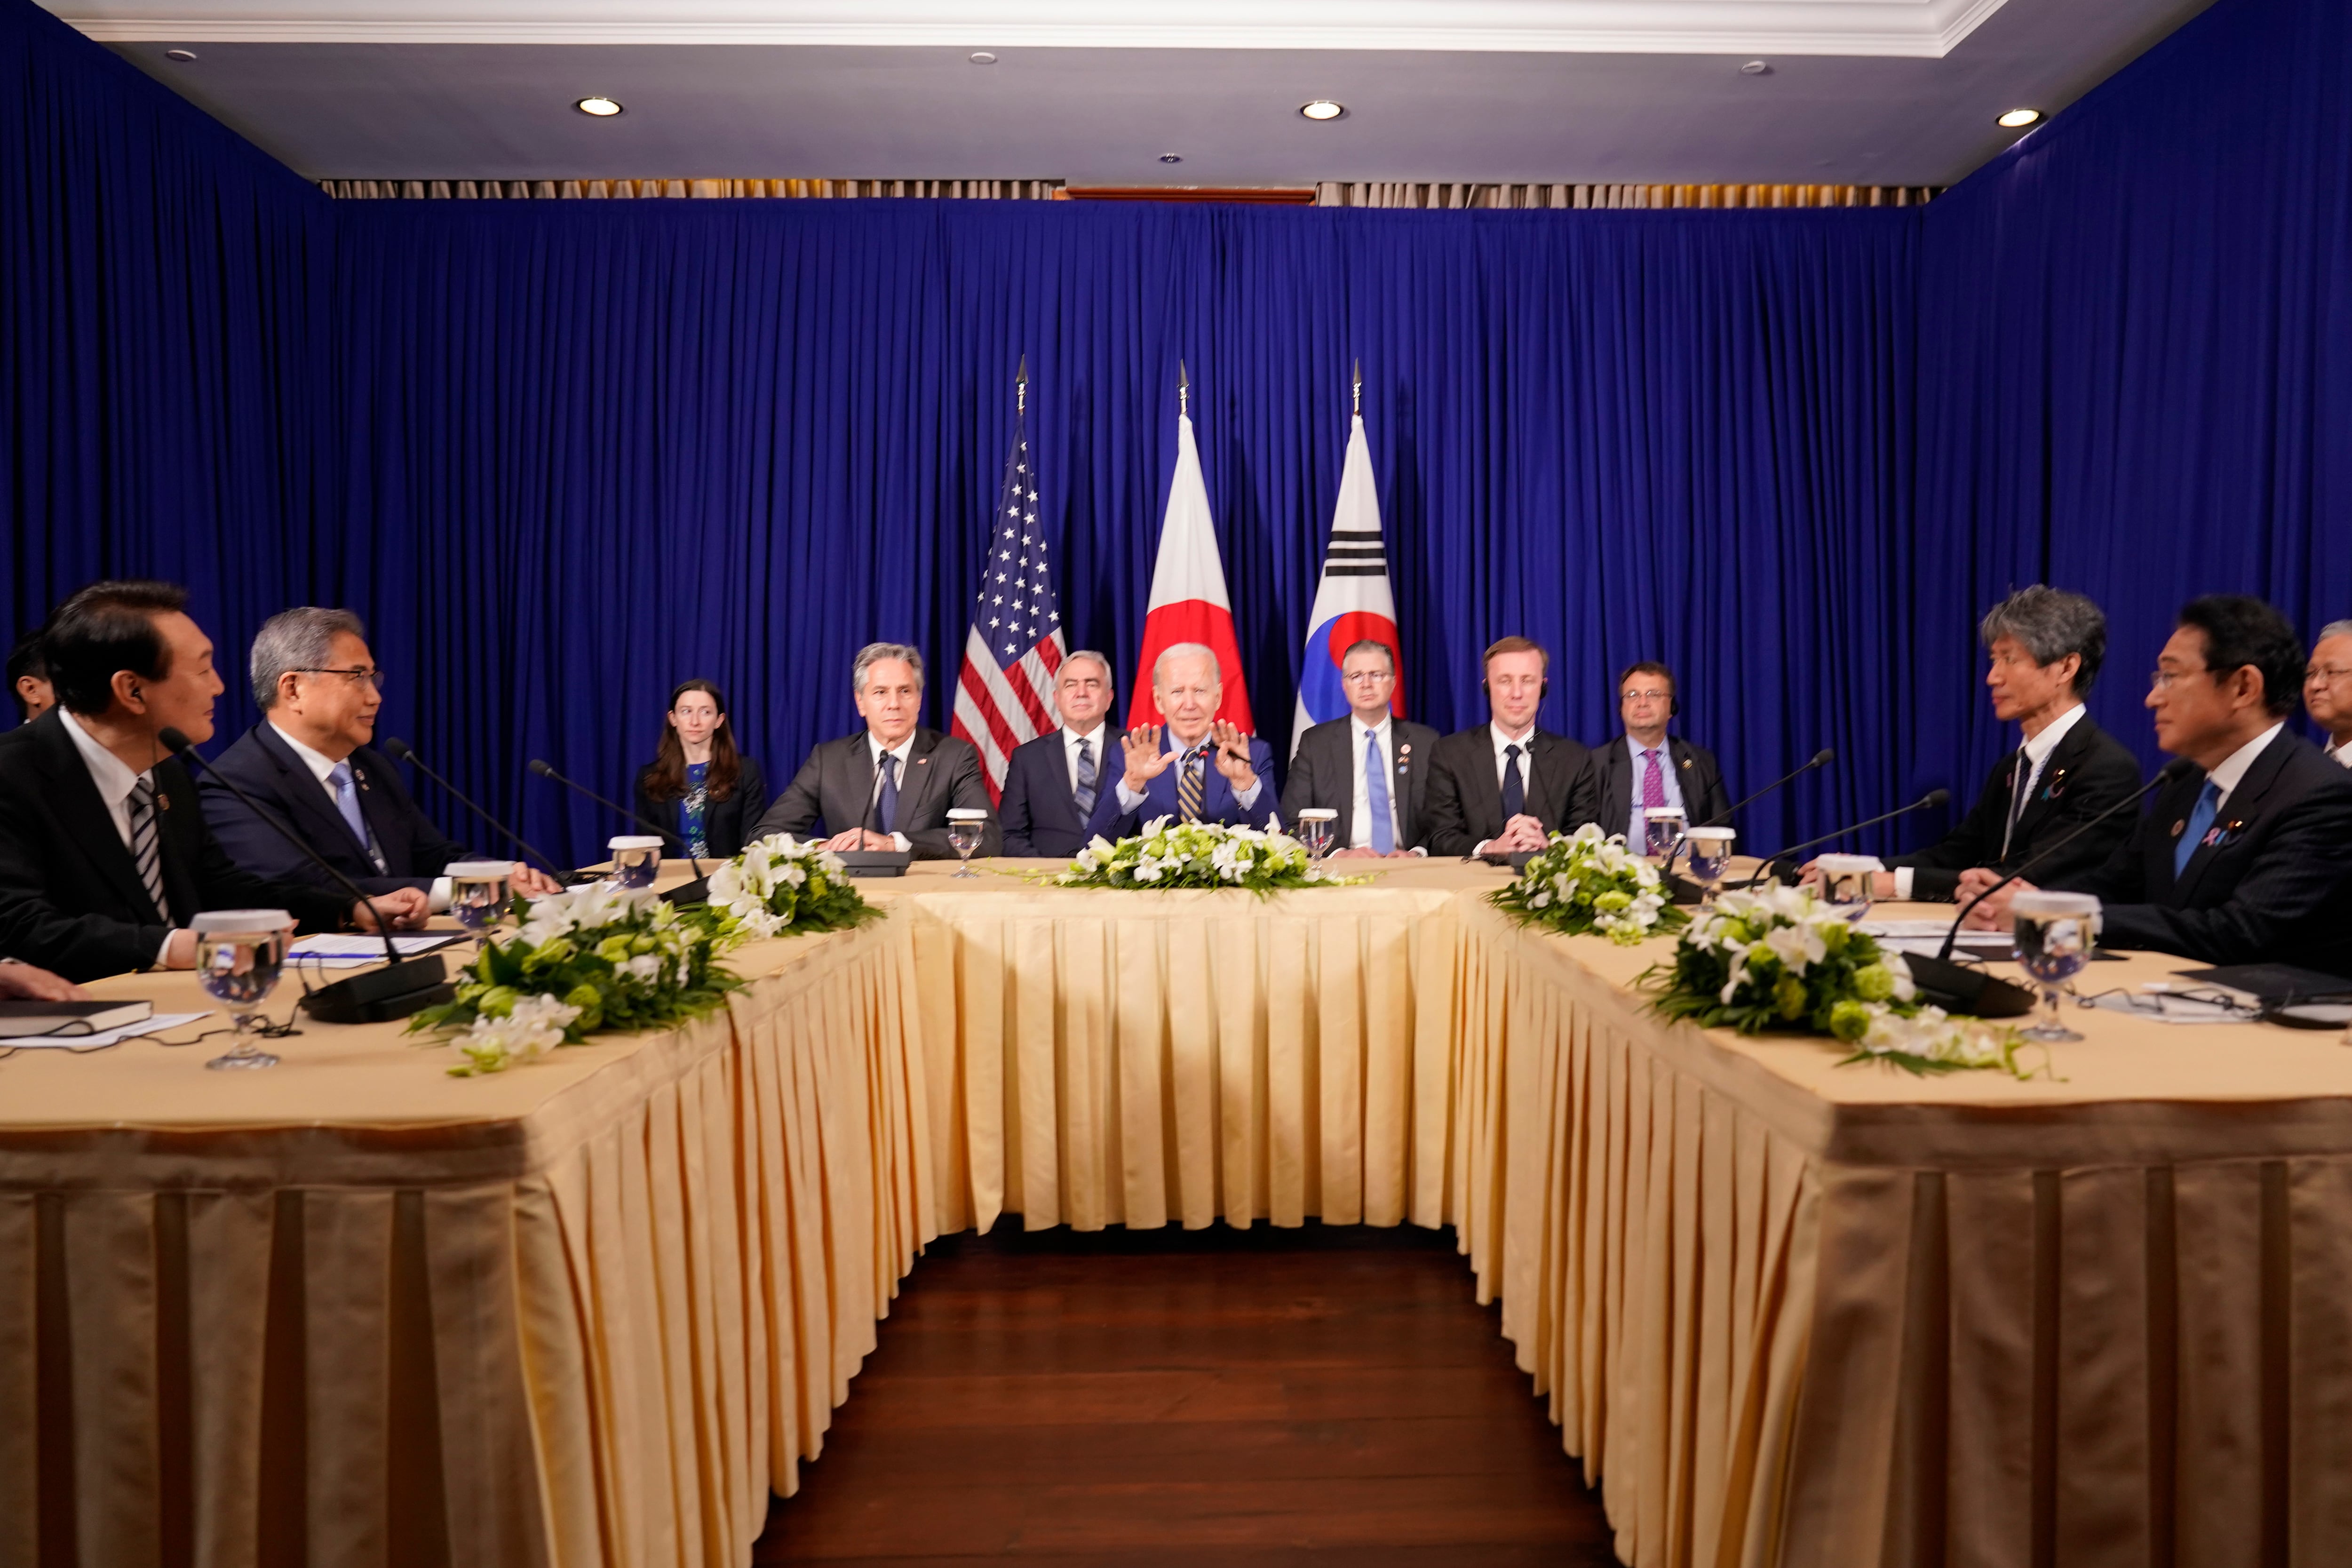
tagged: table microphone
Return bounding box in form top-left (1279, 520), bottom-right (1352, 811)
top-left (379, 738), bottom-right (569, 883)
top-left (1697, 748), bottom-right (1833, 828)
top-left (526, 758), bottom-right (710, 903)
top-left (1733, 789), bottom-right (1950, 887)
top-left (1933, 757), bottom-right (2194, 962)
top-left (836, 754), bottom-right (912, 878)
top-left (156, 728), bottom-right (453, 1023)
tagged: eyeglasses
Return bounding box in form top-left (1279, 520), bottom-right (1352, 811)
top-left (1621, 689), bottom-right (1671, 703)
top-left (291, 667), bottom-right (388, 691)
top-left (2308, 665), bottom-right (2352, 684)
top-left (2147, 666), bottom-right (2208, 691)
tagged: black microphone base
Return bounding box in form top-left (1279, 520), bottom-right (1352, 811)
top-left (840, 850), bottom-right (912, 878)
top-left (1901, 954), bottom-right (2036, 1019)
top-left (661, 876), bottom-right (711, 905)
top-left (299, 956), bottom-right (456, 1024)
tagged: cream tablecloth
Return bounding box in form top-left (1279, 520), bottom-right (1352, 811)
top-left (5, 859), bottom-right (2349, 1568)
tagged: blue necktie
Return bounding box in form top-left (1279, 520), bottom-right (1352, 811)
top-left (875, 751), bottom-right (900, 835)
top-left (1501, 743), bottom-right (1526, 823)
top-left (1364, 728), bottom-right (1395, 853)
top-left (329, 760), bottom-right (386, 872)
top-left (1073, 737), bottom-right (1097, 819)
top-left (2173, 778), bottom-right (2220, 877)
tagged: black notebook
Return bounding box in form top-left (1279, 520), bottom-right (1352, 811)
top-left (0, 999), bottom-right (155, 1036)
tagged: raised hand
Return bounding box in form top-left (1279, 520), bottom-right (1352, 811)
top-left (1121, 725), bottom-right (1174, 790)
top-left (1209, 720), bottom-right (1258, 788)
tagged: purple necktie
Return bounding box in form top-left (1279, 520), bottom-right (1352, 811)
top-left (1641, 748), bottom-right (1667, 817)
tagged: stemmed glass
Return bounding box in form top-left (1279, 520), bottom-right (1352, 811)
top-left (946, 809), bottom-right (988, 877)
top-left (608, 836), bottom-right (663, 889)
top-left (2011, 891), bottom-right (2100, 1043)
top-left (192, 909), bottom-right (294, 1070)
top-left (1642, 807), bottom-right (1686, 867)
top-left (1293, 808), bottom-right (1338, 861)
top-left (1815, 854), bottom-right (1878, 922)
top-left (1682, 828), bottom-right (1737, 908)
top-left (446, 860), bottom-right (513, 951)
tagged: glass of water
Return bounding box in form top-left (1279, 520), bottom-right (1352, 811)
top-left (446, 860), bottom-right (512, 948)
top-left (946, 808), bottom-right (988, 877)
top-left (192, 909), bottom-right (294, 1070)
top-left (1641, 806), bottom-right (1686, 866)
top-left (1293, 807), bottom-right (1338, 860)
top-left (608, 835), bottom-right (663, 889)
top-left (1683, 828), bottom-right (1737, 907)
top-left (1814, 854), bottom-right (1880, 922)
top-left (2011, 890), bottom-right (2100, 1042)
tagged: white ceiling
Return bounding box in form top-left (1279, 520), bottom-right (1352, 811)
top-left (49, 0), bottom-right (2214, 187)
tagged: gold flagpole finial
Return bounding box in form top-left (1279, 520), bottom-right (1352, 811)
top-left (1016, 353), bottom-right (1027, 415)
top-left (1178, 358), bottom-right (1190, 419)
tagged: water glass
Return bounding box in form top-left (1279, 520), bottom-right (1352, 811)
top-left (1294, 808), bottom-right (1338, 860)
top-left (946, 808), bottom-right (988, 877)
top-left (608, 836), bottom-right (663, 889)
top-left (192, 909), bottom-right (293, 1070)
top-left (1814, 854), bottom-right (1881, 922)
top-left (446, 860), bottom-right (513, 946)
top-left (1683, 828), bottom-right (1736, 907)
top-left (1641, 807), bottom-right (1686, 866)
top-left (2011, 890), bottom-right (2100, 1043)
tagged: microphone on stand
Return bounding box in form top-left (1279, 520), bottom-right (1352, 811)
top-left (1697, 748), bottom-right (1834, 828)
top-left (1733, 789), bottom-right (1951, 887)
top-left (379, 738), bottom-right (570, 883)
top-left (157, 728), bottom-right (453, 1023)
top-left (527, 758), bottom-right (711, 903)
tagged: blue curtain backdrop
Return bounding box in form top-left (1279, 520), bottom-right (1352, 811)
top-left (5, 0), bottom-right (2349, 866)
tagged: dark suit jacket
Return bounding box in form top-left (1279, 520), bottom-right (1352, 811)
top-left (0, 710), bottom-right (351, 982)
top-left (2053, 728), bottom-right (2352, 976)
top-left (1592, 733), bottom-right (1735, 843)
top-left (634, 756), bottom-right (769, 861)
top-left (1422, 726), bottom-right (1602, 858)
top-left (1891, 714), bottom-right (2143, 902)
top-left (199, 722), bottom-right (474, 898)
top-left (1082, 730), bottom-right (1279, 840)
top-left (1278, 716), bottom-right (1441, 852)
top-left (999, 728), bottom-right (1122, 859)
top-left (749, 728), bottom-right (1000, 860)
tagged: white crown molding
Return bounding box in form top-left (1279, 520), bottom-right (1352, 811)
top-left (55, 0), bottom-right (2012, 59)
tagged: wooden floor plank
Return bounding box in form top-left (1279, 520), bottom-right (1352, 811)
top-left (754, 1221), bottom-right (1621, 1566)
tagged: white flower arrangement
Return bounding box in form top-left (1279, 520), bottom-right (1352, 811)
top-left (449, 993), bottom-right (583, 1076)
top-left (1055, 818), bottom-right (1351, 893)
top-left (1490, 823), bottom-right (1687, 945)
top-left (707, 833), bottom-right (875, 938)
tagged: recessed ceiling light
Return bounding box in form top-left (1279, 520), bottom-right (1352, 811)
top-left (1300, 100), bottom-right (1345, 121)
top-left (1739, 60), bottom-right (1771, 76)
top-left (1997, 108), bottom-right (2044, 128)
top-left (969, 51), bottom-right (997, 64)
top-left (164, 48), bottom-right (197, 62)
top-left (575, 96), bottom-right (624, 118)
top-left (1160, 153), bottom-right (1183, 164)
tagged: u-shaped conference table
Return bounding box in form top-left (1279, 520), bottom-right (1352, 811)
top-left (3, 858), bottom-right (2349, 1568)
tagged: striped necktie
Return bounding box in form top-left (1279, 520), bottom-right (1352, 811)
top-left (128, 776), bottom-right (167, 920)
top-left (1073, 737), bottom-right (1097, 818)
top-left (1176, 745), bottom-right (1205, 822)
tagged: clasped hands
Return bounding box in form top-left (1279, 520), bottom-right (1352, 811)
top-left (1794, 861), bottom-right (1902, 900)
top-left (826, 828), bottom-right (900, 851)
top-left (1954, 866), bottom-right (2034, 930)
top-left (1120, 722), bottom-right (1257, 793)
top-left (1486, 814), bottom-right (1549, 854)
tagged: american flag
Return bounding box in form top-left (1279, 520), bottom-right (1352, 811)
top-left (951, 395), bottom-right (1065, 801)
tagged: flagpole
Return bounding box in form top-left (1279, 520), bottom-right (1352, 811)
top-left (1016, 353), bottom-right (1027, 417)
top-left (1352, 357), bottom-right (1361, 416)
top-left (1178, 358), bottom-right (1189, 420)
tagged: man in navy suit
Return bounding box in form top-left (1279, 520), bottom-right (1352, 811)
top-left (998, 649), bottom-right (1121, 858)
top-left (1964, 596), bottom-right (2352, 975)
top-left (1089, 643), bottom-right (1277, 839)
top-left (199, 608), bottom-right (562, 907)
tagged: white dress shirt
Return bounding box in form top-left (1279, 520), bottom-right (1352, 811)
top-left (1622, 734), bottom-right (1687, 845)
top-left (1893, 702), bottom-right (2086, 900)
top-left (1060, 723), bottom-right (1111, 799)
top-left (2328, 736), bottom-right (2352, 769)
top-left (1473, 722), bottom-right (1540, 854)
top-left (60, 711), bottom-right (177, 965)
top-left (2203, 721), bottom-right (2285, 811)
top-left (272, 724), bottom-right (453, 911)
top-left (1115, 729), bottom-right (1263, 813)
top-left (866, 732), bottom-right (916, 852)
top-left (1345, 716), bottom-right (1422, 853)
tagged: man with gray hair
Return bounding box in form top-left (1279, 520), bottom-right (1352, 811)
top-left (1091, 642), bottom-right (1276, 837)
top-left (750, 640), bottom-right (999, 858)
top-left (996, 649), bottom-right (1122, 857)
top-left (1875, 585), bottom-right (2143, 901)
top-left (2304, 619), bottom-right (2352, 767)
top-left (200, 607), bottom-right (559, 907)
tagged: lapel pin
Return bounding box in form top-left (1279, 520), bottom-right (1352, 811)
top-left (2170, 821), bottom-right (2185, 837)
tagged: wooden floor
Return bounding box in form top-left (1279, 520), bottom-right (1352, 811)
top-left (753, 1220), bottom-right (1622, 1567)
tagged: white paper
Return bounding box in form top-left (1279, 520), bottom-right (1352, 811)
top-left (289, 933), bottom-right (459, 958)
top-left (0, 1011), bottom-right (211, 1049)
top-left (2086, 990), bottom-right (2252, 1026)
top-left (1859, 919), bottom-right (1976, 938)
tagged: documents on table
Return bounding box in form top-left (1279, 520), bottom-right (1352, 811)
top-left (0, 1012), bottom-right (211, 1050)
top-left (1856, 919), bottom-right (2018, 960)
top-left (288, 933), bottom-right (465, 968)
